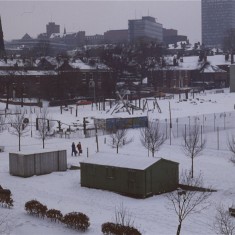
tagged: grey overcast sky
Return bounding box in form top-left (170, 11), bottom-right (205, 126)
top-left (0, 1), bottom-right (201, 43)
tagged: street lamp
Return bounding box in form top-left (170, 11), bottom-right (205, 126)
top-left (21, 83), bottom-right (25, 107)
top-left (29, 98), bottom-right (32, 137)
top-left (89, 79), bottom-right (96, 104)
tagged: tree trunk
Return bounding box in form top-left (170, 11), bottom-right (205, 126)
top-left (176, 222), bottom-right (182, 235)
top-left (152, 149), bottom-right (154, 157)
top-left (117, 145), bottom-right (118, 154)
top-left (191, 156), bottom-right (194, 178)
top-left (19, 135), bottom-right (21, 152)
top-left (43, 138), bottom-right (45, 149)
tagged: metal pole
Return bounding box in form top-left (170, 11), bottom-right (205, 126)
top-left (165, 119), bottom-right (168, 139)
top-left (188, 116), bottom-right (191, 132)
top-left (169, 101), bottom-right (172, 145)
top-left (203, 114), bottom-right (205, 132)
top-left (214, 113), bottom-right (215, 132)
top-left (95, 125), bottom-right (99, 152)
top-left (30, 99), bottom-right (32, 137)
top-left (201, 125), bottom-right (202, 146)
top-left (176, 118), bottom-right (178, 138)
top-left (224, 112), bottom-right (226, 130)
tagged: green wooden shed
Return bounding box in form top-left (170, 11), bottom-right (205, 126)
top-left (80, 153), bottom-right (179, 198)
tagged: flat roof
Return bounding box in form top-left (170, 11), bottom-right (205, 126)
top-left (81, 152), bottom-right (162, 170)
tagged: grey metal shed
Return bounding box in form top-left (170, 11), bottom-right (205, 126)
top-left (80, 153), bottom-right (179, 198)
top-left (9, 150), bottom-right (67, 177)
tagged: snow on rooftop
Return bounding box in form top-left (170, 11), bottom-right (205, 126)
top-left (153, 54), bottom-right (234, 71)
top-left (0, 70), bottom-right (57, 76)
top-left (200, 64), bottom-right (226, 73)
top-left (69, 59), bottom-right (110, 70)
top-left (0, 59), bottom-right (28, 67)
top-left (81, 152), bottom-right (161, 170)
top-left (10, 148), bottom-right (66, 155)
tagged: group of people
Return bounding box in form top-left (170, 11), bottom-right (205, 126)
top-left (71, 142), bottom-right (82, 156)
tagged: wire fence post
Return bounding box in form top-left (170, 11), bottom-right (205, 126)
top-left (165, 119), bottom-right (168, 139)
top-left (224, 112), bottom-right (226, 130)
top-left (214, 113), bottom-right (216, 131)
top-left (188, 116), bottom-right (191, 133)
top-left (217, 127), bottom-right (219, 150)
top-left (176, 118), bottom-right (178, 138)
top-left (95, 125), bottom-right (99, 152)
top-left (201, 125), bottom-right (203, 146)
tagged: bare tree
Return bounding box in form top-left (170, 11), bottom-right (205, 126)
top-left (140, 121), bottom-right (165, 157)
top-left (114, 202), bottom-right (135, 227)
top-left (109, 128), bottom-right (133, 154)
top-left (182, 124), bottom-right (206, 178)
top-left (213, 204), bottom-right (235, 235)
top-left (36, 107), bottom-right (54, 149)
top-left (166, 170), bottom-right (212, 235)
top-left (8, 106), bottom-right (29, 151)
top-left (227, 135), bottom-right (235, 164)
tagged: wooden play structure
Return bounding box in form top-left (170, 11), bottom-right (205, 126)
top-left (107, 91), bottom-right (142, 115)
top-left (142, 98), bottom-right (161, 113)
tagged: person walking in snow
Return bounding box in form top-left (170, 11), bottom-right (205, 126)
top-left (71, 142), bottom-right (77, 156)
top-left (77, 142), bottom-right (82, 155)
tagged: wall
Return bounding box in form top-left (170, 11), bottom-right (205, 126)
top-left (150, 159), bottom-right (179, 194)
top-left (95, 116), bottom-right (148, 130)
top-left (80, 163), bottom-right (146, 198)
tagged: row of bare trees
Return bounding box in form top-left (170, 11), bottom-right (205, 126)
top-left (1, 106), bottom-right (53, 151)
top-left (109, 122), bottom-right (207, 178)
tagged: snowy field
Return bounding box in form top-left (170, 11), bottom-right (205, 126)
top-left (1, 88), bottom-right (235, 235)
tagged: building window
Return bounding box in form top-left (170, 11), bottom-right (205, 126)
top-left (106, 167), bottom-right (115, 179)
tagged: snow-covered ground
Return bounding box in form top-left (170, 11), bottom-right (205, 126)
top-left (1, 88), bottom-right (235, 235)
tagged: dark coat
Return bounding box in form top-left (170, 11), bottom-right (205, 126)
top-left (72, 143), bottom-right (76, 151)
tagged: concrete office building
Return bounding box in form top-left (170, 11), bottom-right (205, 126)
top-left (46, 22), bottom-right (60, 38)
top-left (202, 0), bottom-right (235, 48)
top-left (104, 29), bottom-right (128, 44)
top-left (128, 16), bottom-right (163, 42)
top-left (163, 28), bottom-right (188, 45)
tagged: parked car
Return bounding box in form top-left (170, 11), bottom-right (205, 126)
top-left (76, 100), bottom-right (92, 105)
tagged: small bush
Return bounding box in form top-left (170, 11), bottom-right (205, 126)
top-left (0, 189), bottom-right (13, 208)
top-left (25, 200), bottom-right (47, 218)
top-left (46, 209), bottom-right (63, 222)
top-left (63, 212), bottom-right (90, 231)
top-left (101, 222), bottom-right (141, 235)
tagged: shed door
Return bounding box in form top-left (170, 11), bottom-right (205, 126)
top-left (128, 170), bottom-right (136, 194)
top-left (146, 170), bottom-right (152, 194)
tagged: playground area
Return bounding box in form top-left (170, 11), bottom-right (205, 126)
top-left (0, 88), bottom-right (234, 152)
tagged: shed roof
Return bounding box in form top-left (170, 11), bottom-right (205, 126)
top-left (81, 152), bottom-right (164, 170)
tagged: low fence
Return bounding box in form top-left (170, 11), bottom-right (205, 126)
top-left (0, 99), bottom-right (42, 107)
top-left (155, 110), bottom-right (235, 151)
